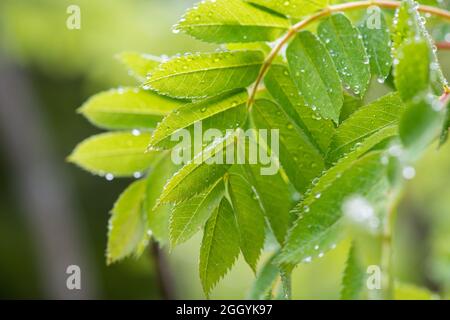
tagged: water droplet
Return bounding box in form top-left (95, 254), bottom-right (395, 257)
top-left (302, 256), bottom-right (312, 263)
top-left (105, 173), bottom-right (114, 181)
top-left (133, 172), bottom-right (143, 179)
top-left (402, 166), bottom-right (416, 180)
top-left (132, 129), bottom-right (141, 136)
top-left (315, 193), bottom-right (321, 199)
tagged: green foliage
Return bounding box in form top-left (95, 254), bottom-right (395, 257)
top-left (247, 0), bottom-right (328, 19)
top-left (69, 132), bottom-right (158, 177)
top-left (394, 39), bottom-right (430, 101)
top-left (71, 0), bottom-right (450, 298)
top-left (318, 13), bottom-right (371, 97)
top-left (287, 31), bottom-right (344, 123)
top-left (107, 179), bottom-right (147, 263)
top-left (341, 244), bottom-right (365, 300)
top-left (79, 88), bottom-right (182, 130)
top-left (176, 0), bottom-right (290, 43)
top-left (117, 52), bottom-right (161, 81)
top-left (228, 171), bottom-right (266, 271)
top-left (358, 10), bottom-right (392, 82)
top-left (145, 51), bottom-right (264, 99)
top-left (199, 198), bottom-right (241, 296)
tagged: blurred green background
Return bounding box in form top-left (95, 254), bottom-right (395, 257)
top-left (0, 0), bottom-right (448, 299)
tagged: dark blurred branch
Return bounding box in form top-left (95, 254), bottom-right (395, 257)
top-left (0, 57), bottom-right (97, 299)
top-left (150, 241), bottom-right (177, 300)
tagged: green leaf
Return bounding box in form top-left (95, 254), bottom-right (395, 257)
top-left (200, 198), bottom-right (240, 296)
top-left (107, 179), bottom-right (146, 264)
top-left (247, 253), bottom-right (279, 300)
top-left (246, 0), bottom-right (328, 19)
top-left (144, 153), bottom-right (179, 245)
top-left (117, 52), bottom-right (161, 81)
top-left (358, 9), bottom-right (392, 82)
top-left (157, 132), bottom-right (238, 205)
top-left (240, 163), bottom-right (290, 244)
top-left (339, 93), bottom-right (363, 123)
top-left (287, 31), bottom-right (343, 123)
top-left (78, 88), bottom-right (182, 130)
top-left (264, 64), bottom-right (335, 153)
top-left (251, 98), bottom-right (325, 192)
top-left (278, 151), bottom-right (388, 265)
top-left (69, 132), bottom-right (158, 177)
top-left (228, 170), bottom-right (266, 271)
top-left (170, 178), bottom-right (225, 248)
top-left (391, 0), bottom-right (420, 55)
top-left (394, 38), bottom-right (430, 102)
top-left (399, 94), bottom-right (445, 156)
top-left (341, 243), bottom-right (365, 300)
top-left (149, 90), bottom-right (248, 149)
top-left (318, 13), bottom-right (371, 97)
top-left (145, 51), bottom-right (264, 99)
top-left (327, 92), bottom-right (404, 164)
top-left (176, 0), bottom-right (289, 43)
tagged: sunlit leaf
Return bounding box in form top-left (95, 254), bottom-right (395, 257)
top-left (69, 132), bottom-right (158, 177)
top-left (145, 51), bottom-right (264, 99)
top-left (78, 88), bottom-right (182, 130)
top-left (246, 0), bottom-right (328, 19)
top-left (107, 179), bottom-right (146, 263)
top-left (117, 52), bottom-right (161, 81)
top-left (176, 0), bottom-right (289, 43)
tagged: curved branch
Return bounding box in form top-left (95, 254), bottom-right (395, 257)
top-left (247, 0), bottom-right (450, 107)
